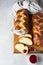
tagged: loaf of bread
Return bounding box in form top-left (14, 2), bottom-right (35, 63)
top-left (14, 9), bottom-right (31, 33)
top-left (32, 12), bottom-right (43, 46)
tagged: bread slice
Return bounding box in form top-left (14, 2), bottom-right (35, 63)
top-left (15, 44), bottom-right (28, 54)
top-left (19, 37), bottom-right (32, 45)
top-left (20, 34), bottom-right (32, 38)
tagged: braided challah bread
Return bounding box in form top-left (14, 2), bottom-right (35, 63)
top-left (14, 9), bottom-right (32, 34)
top-left (32, 12), bottom-right (43, 46)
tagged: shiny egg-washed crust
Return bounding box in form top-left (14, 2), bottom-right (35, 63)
top-left (14, 9), bottom-right (32, 33)
top-left (32, 12), bottom-right (43, 51)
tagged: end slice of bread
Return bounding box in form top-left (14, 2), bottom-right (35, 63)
top-left (15, 44), bottom-right (28, 54)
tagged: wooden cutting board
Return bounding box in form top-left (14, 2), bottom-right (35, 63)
top-left (13, 34), bottom-right (43, 53)
top-left (13, 34), bottom-right (20, 53)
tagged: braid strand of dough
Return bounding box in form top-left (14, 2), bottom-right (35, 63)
top-left (14, 9), bottom-right (31, 33)
top-left (32, 13), bottom-right (43, 46)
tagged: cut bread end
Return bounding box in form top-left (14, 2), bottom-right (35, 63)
top-left (15, 44), bottom-right (28, 54)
